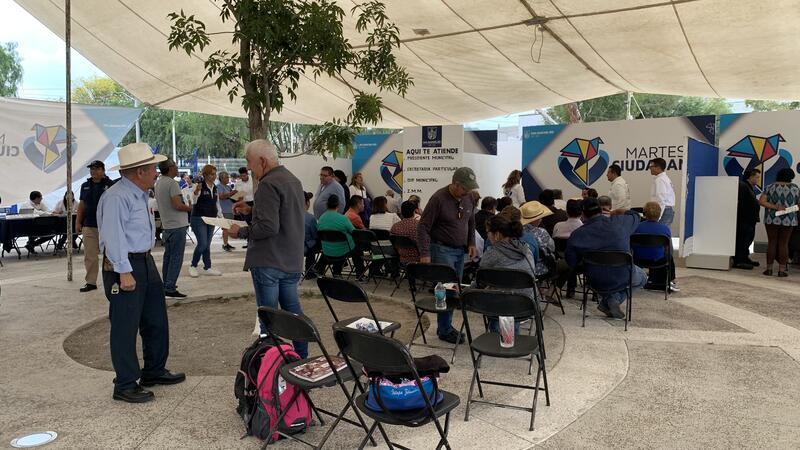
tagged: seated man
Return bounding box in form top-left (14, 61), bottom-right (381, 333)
top-left (597, 195), bottom-right (613, 217)
top-left (317, 195), bottom-right (365, 278)
top-left (632, 201), bottom-right (678, 292)
top-left (553, 199), bottom-right (583, 239)
top-left (474, 196), bottom-right (497, 240)
top-left (24, 191), bottom-right (52, 254)
top-left (390, 200), bottom-right (421, 265)
top-left (345, 195), bottom-right (365, 229)
top-left (565, 198), bottom-right (648, 319)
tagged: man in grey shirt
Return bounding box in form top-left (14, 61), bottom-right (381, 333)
top-left (154, 159), bottom-right (192, 298)
top-left (229, 140), bottom-right (308, 358)
top-left (313, 166), bottom-right (345, 218)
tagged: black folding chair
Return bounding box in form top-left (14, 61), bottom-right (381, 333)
top-left (389, 235), bottom-right (418, 297)
top-left (580, 251), bottom-right (634, 331)
top-left (631, 233), bottom-right (672, 301)
top-left (460, 290), bottom-right (549, 431)
top-left (353, 229), bottom-right (398, 292)
top-left (317, 277), bottom-right (401, 338)
top-left (534, 248), bottom-right (566, 315)
top-left (317, 229), bottom-right (356, 279)
top-left (333, 327), bottom-right (460, 450)
top-left (405, 263), bottom-right (464, 364)
top-left (475, 268), bottom-right (548, 369)
top-left (257, 307), bottom-right (376, 449)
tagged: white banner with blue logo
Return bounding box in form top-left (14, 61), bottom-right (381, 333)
top-left (0, 98), bottom-right (141, 205)
top-left (403, 125), bottom-right (464, 207)
top-left (352, 133), bottom-right (404, 200)
top-left (522, 115), bottom-right (715, 234)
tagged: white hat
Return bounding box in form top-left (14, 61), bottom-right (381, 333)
top-left (113, 143), bottom-right (167, 170)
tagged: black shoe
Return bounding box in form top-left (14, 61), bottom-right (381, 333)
top-left (25, 245), bottom-right (37, 255)
top-left (79, 284), bottom-right (97, 293)
top-left (242, 244), bottom-right (248, 249)
top-left (607, 303), bottom-right (626, 320)
top-left (222, 244), bottom-right (234, 252)
top-left (438, 329), bottom-right (465, 344)
top-left (597, 303), bottom-right (613, 318)
top-left (113, 385), bottom-right (154, 403)
top-left (165, 290), bottom-right (187, 298)
top-left (748, 259), bottom-right (760, 267)
top-left (733, 262), bottom-right (754, 270)
top-left (140, 371), bottom-right (186, 387)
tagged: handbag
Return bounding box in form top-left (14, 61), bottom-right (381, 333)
top-left (364, 355), bottom-right (449, 414)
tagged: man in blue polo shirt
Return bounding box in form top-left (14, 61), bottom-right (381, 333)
top-left (565, 198), bottom-right (648, 319)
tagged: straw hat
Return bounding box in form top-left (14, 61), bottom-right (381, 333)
top-left (113, 143), bottom-right (166, 170)
top-left (520, 201), bottom-right (553, 225)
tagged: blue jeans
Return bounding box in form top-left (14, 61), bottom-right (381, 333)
top-left (659, 207), bottom-right (674, 227)
top-left (251, 266), bottom-right (308, 359)
top-left (601, 265), bottom-right (648, 307)
top-left (190, 216), bottom-right (214, 269)
top-left (430, 242), bottom-right (465, 337)
top-left (161, 226), bottom-right (187, 292)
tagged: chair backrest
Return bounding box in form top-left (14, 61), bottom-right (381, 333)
top-left (372, 229), bottom-right (391, 241)
top-left (257, 306), bottom-right (319, 343)
top-left (317, 276), bottom-right (369, 303)
top-left (461, 289), bottom-right (538, 320)
top-left (581, 250), bottom-right (632, 268)
top-left (475, 268), bottom-right (535, 290)
top-left (406, 263), bottom-right (460, 286)
top-left (390, 234), bottom-right (418, 251)
top-left (334, 327), bottom-right (415, 374)
top-left (553, 237), bottom-right (568, 253)
top-left (351, 229), bottom-right (376, 251)
top-left (630, 234), bottom-right (671, 254)
top-left (317, 229), bottom-right (350, 243)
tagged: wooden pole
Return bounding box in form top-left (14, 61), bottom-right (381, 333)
top-left (65, 0), bottom-right (74, 281)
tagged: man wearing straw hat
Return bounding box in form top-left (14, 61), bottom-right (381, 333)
top-left (97, 143), bottom-right (185, 403)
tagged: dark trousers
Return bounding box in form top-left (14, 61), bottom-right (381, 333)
top-left (734, 220), bottom-right (757, 263)
top-left (103, 253), bottom-right (169, 391)
top-left (644, 257), bottom-right (676, 289)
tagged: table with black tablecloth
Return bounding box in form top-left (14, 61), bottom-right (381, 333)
top-left (0, 215), bottom-right (76, 258)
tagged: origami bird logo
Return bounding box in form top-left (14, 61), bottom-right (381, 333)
top-left (557, 137), bottom-right (608, 188)
top-left (31, 124), bottom-right (71, 171)
top-left (725, 133), bottom-right (785, 190)
top-left (380, 150), bottom-right (403, 194)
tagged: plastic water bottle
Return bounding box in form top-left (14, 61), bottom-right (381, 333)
top-left (434, 282), bottom-right (447, 310)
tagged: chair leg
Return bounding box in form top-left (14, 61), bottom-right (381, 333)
top-left (408, 309), bottom-right (426, 346)
top-left (435, 412), bottom-right (453, 450)
top-left (260, 390), bottom-right (302, 449)
top-left (449, 321), bottom-right (465, 364)
top-left (581, 286), bottom-right (588, 327)
top-left (540, 354), bottom-right (551, 406)
top-left (464, 362), bottom-right (479, 422)
top-left (530, 355), bottom-right (543, 431)
top-left (305, 393), bottom-right (326, 426)
top-left (357, 422), bottom-right (379, 450)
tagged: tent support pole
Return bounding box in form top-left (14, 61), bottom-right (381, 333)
top-left (65, 0), bottom-right (74, 282)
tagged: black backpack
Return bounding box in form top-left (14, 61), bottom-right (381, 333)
top-left (234, 336), bottom-right (276, 439)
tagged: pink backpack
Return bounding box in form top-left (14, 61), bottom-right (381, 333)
top-left (256, 344), bottom-right (312, 442)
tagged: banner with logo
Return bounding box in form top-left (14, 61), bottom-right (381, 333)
top-left (0, 98), bottom-right (141, 205)
top-left (352, 133), bottom-right (404, 200)
top-left (464, 130), bottom-right (497, 155)
top-left (680, 138), bottom-right (721, 258)
top-left (403, 125), bottom-right (464, 207)
top-left (522, 115), bottom-right (715, 233)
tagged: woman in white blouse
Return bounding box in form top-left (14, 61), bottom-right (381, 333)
top-left (349, 172), bottom-right (368, 199)
top-left (368, 196), bottom-right (400, 231)
top-left (502, 169), bottom-right (526, 207)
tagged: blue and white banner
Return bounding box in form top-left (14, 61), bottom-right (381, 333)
top-left (0, 98), bottom-right (141, 205)
top-left (352, 133), bottom-right (404, 200)
top-left (522, 115), bottom-right (715, 233)
top-left (680, 138), bottom-right (720, 257)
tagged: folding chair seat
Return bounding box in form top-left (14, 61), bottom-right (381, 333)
top-left (317, 277), bottom-right (401, 337)
top-left (317, 229), bottom-right (356, 279)
top-left (334, 327), bottom-right (460, 450)
top-left (460, 290), bottom-right (549, 431)
top-left (256, 307), bottom-right (376, 449)
top-left (580, 251), bottom-right (635, 331)
top-left (405, 263), bottom-right (465, 363)
top-left (630, 233), bottom-right (672, 301)
top-left (352, 229), bottom-right (397, 291)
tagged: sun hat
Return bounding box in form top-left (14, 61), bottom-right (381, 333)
top-left (452, 167), bottom-right (479, 190)
top-left (113, 143), bottom-right (167, 170)
top-left (520, 200), bottom-right (553, 225)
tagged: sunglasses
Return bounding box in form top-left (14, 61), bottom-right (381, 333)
top-left (456, 202), bottom-right (464, 219)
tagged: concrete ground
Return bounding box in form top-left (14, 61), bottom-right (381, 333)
top-left (1, 236), bottom-right (799, 449)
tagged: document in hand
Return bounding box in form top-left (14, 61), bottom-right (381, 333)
top-left (229, 191), bottom-right (245, 201)
top-left (201, 217), bottom-right (249, 229)
top-left (776, 205), bottom-right (799, 217)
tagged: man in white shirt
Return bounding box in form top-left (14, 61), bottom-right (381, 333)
top-left (385, 190), bottom-right (400, 214)
top-left (649, 158), bottom-right (676, 226)
top-left (606, 164), bottom-right (631, 210)
top-left (234, 167), bottom-right (255, 203)
top-left (24, 191), bottom-right (52, 254)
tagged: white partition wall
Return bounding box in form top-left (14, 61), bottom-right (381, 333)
top-left (684, 176), bottom-right (738, 269)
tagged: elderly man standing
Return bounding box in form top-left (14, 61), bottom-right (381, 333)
top-left (229, 140), bottom-right (308, 358)
top-left (76, 160), bottom-right (115, 292)
top-left (313, 166), bottom-right (346, 219)
top-left (154, 159), bottom-right (193, 298)
top-left (418, 167), bottom-right (479, 344)
top-left (97, 143), bottom-right (184, 403)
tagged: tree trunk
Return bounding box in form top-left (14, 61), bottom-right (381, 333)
top-left (566, 102), bottom-right (582, 123)
top-left (248, 105), bottom-right (265, 140)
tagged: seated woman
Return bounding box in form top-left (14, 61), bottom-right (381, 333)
top-left (475, 210), bottom-right (537, 333)
top-left (632, 201), bottom-right (677, 292)
top-left (519, 201), bottom-right (555, 278)
top-left (317, 194), bottom-right (365, 279)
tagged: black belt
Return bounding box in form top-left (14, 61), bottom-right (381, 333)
top-left (128, 251), bottom-right (151, 258)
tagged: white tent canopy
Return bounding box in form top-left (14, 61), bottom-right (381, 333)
top-left (16, 0), bottom-right (800, 127)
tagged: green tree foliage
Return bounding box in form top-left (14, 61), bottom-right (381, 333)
top-left (0, 42), bottom-right (23, 97)
top-left (167, 0), bottom-right (412, 158)
top-left (547, 93), bottom-right (732, 124)
top-left (745, 99), bottom-right (800, 112)
top-left (72, 76), bottom-right (135, 106)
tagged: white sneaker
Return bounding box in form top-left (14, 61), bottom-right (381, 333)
top-left (669, 281), bottom-right (680, 292)
top-left (202, 268), bottom-right (222, 276)
top-left (189, 266), bottom-right (199, 278)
